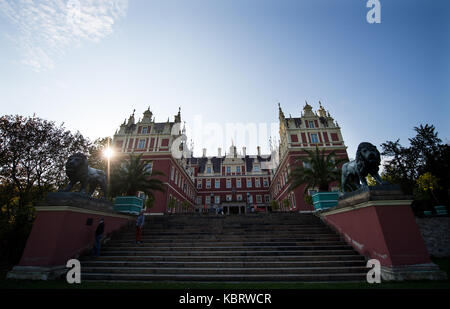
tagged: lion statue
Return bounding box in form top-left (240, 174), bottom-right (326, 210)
top-left (63, 153), bottom-right (107, 198)
top-left (341, 142), bottom-right (387, 193)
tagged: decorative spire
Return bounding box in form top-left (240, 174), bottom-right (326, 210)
top-left (278, 102), bottom-right (285, 119)
top-left (174, 106), bottom-right (181, 123)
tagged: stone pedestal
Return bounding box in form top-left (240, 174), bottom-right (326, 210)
top-left (319, 185), bottom-right (447, 281)
top-left (7, 192), bottom-right (134, 280)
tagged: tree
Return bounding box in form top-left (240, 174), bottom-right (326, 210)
top-left (381, 124), bottom-right (449, 213)
top-left (289, 146), bottom-right (346, 193)
top-left (416, 172), bottom-right (441, 205)
top-left (0, 114), bottom-right (90, 265)
top-left (381, 124), bottom-right (446, 195)
top-left (109, 154), bottom-right (165, 198)
top-left (88, 137), bottom-right (112, 171)
top-left (0, 115), bottom-right (90, 206)
top-left (270, 200), bottom-right (280, 212)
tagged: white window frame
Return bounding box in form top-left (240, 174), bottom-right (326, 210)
top-left (236, 178), bottom-right (241, 188)
top-left (311, 133), bottom-right (319, 143)
top-left (247, 178), bottom-right (252, 188)
top-left (206, 179), bottom-right (211, 189)
top-left (215, 179), bottom-right (220, 189)
top-left (138, 139), bottom-right (146, 149)
top-left (226, 179), bottom-right (231, 188)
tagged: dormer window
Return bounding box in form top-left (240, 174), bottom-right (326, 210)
top-left (226, 166), bottom-right (231, 173)
top-left (253, 164), bottom-right (260, 172)
top-left (207, 166), bottom-right (212, 174)
top-left (309, 120), bottom-right (315, 128)
top-left (142, 126), bottom-right (148, 134)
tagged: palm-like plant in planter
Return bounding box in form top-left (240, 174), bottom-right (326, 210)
top-left (110, 154), bottom-right (165, 214)
top-left (289, 146), bottom-right (347, 211)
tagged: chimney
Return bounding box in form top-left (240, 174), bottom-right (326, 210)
top-left (218, 147), bottom-right (222, 157)
top-left (242, 147), bottom-right (246, 157)
top-left (257, 146), bottom-right (261, 156)
top-left (202, 148), bottom-right (206, 157)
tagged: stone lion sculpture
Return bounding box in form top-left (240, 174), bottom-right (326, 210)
top-left (63, 153), bottom-right (107, 198)
top-left (341, 142), bottom-right (386, 193)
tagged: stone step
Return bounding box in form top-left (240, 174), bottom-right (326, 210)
top-left (81, 266), bottom-right (368, 275)
top-left (113, 235), bottom-right (342, 242)
top-left (101, 245), bottom-right (353, 252)
top-left (107, 240), bottom-right (346, 247)
top-left (82, 260), bottom-right (367, 268)
top-left (87, 255), bottom-right (365, 262)
top-left (81, 272), bottom-right (367, 282)
top-left (97, 249), bottom-right (359, 257)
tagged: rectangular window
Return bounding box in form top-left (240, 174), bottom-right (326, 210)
top-left (308, 189), bottom-right (317, 196)
top-left (236, 166), bottom-right (241, 173)
top-left (197, 180), bottom-right (202, 189)
top-left (207, 166), bottom-right (212, 174)
top-left (226, 179), bottom-right (231, 188)
top-left (226, 166), bottom-right (231, 173)
top-left (138, 139), bottom-right (146, 149)
top-left (237, 194), bottom-right (243, 201)
top-left (253, 164), bottom-right (260, 172)
top-left (161, 139), bottom-right (169, 147)
top-left (311, 133), bottom-right (319, 143)
top-left (309, 120), bottom-right (315, 128)
top-left (248, 195), bottom-right (253, 204)
top-left (144, 162), bottom-right (153, 174)
top-left (247, 178), bottom-right (252, 188)
top-left (263, 178), bottom-right (269, 187)
top-left (255, 178), bottom-right (260, 188)
top-left (205, 196), bottom-right (211, 204)
top-left (215, 196), bottom-right (220, 204)
top-left (331, 133), bottom-right (339, 142)
top-left (290, 134), bottom-right (298, 143)
top-left (196, 197), bottom-right (202, 205)
top-left (215, 179), bottom-right (220, 189)
top-left (265, 195), bottom-right (270, 203)
top-left (206, 179), bottom-right (211, 189)
top-left (256, 195), bottom-right (262, 203)
top-left (142, 127), bottom-right (148, 134)
top-left (236, 179), bottom-right (241, 188)
top-left (226, 195), bottom-right (232, 202)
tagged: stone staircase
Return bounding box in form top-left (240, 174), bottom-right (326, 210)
top-left (81, 213), bottom-right (368, 282)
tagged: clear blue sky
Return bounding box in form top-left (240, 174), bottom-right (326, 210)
top-left (0, 0), bottom-right (448, 158)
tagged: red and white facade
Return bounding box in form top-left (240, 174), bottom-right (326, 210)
top-left (269, 102), bottom-right (349, 212)
top-left (112, 102), bottom-right (348, 214)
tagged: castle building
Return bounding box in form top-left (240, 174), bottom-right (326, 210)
top-left (270, 102), bottom-right (348, 212)
top-left (111, 102), bottom-right (348, 214)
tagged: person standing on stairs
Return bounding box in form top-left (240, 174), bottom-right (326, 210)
top-left (136, 210), bottom-right (145, 245)
top-left (93, 218), bottom-right (105, 257)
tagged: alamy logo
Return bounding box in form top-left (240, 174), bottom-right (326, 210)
top-left (66, 259), bottom-right (81, 284)
top-left (366, 259), bottom-right (381, 283)
top-left (366, 0), bottom-right (381, 24)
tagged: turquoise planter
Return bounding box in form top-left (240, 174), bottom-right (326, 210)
top-left (312, 192), bottom-right (339, 211)
top-left (434, 205), bottom-right (448, 216)
top-left (114, 196), bottom-right (144, 215)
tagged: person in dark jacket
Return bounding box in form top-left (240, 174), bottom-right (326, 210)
top-left (93, 218), bottom-right (105, 257)
top-left (136, 210), bottom-right (145, 244)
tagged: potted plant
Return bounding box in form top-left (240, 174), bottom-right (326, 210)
top-left (110, 154), bottom-right (165, 214)
top-left (289, 146), bottom-right (346, 211)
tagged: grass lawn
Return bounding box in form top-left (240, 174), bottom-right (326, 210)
top-left (1, 257), bottom-right (449, 289)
